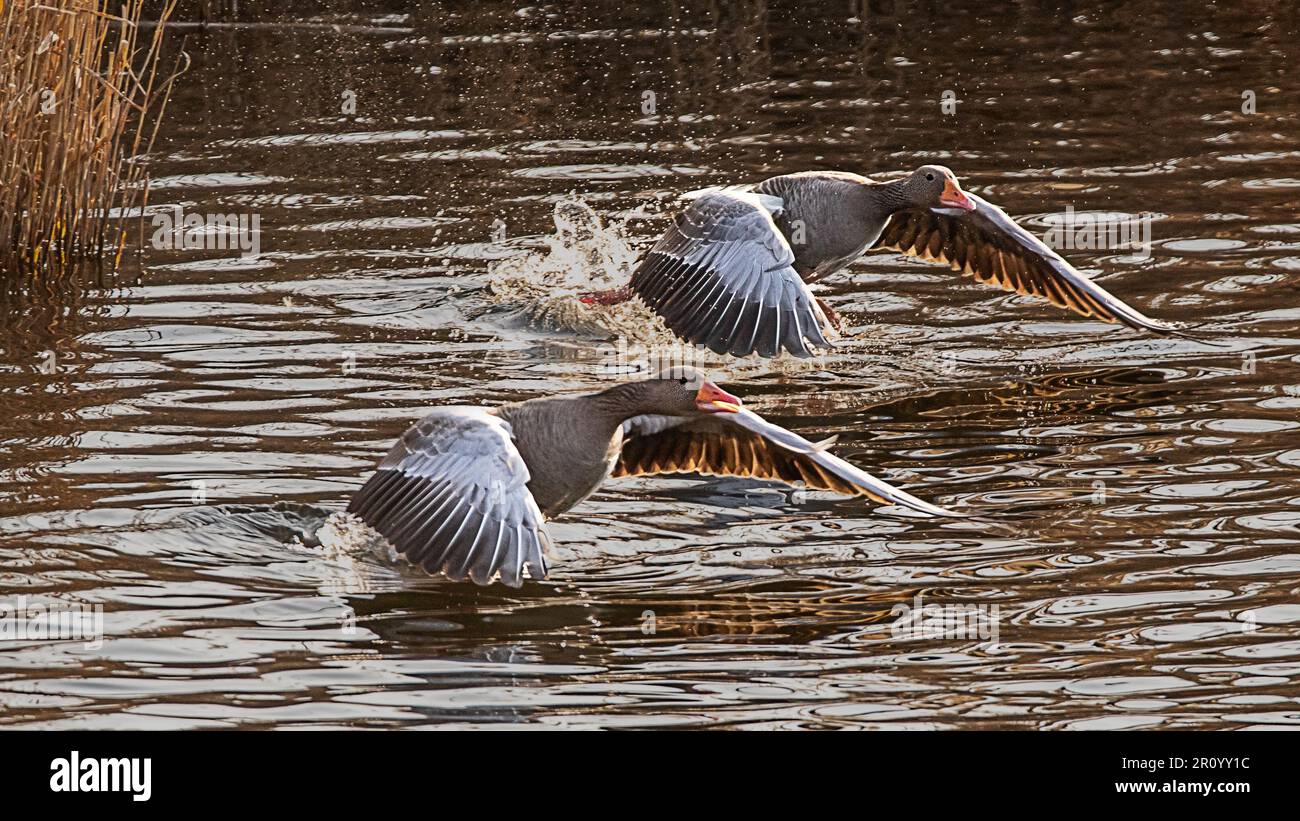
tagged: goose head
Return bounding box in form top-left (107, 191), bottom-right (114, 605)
top-left (641, 366), bottom-right (743, 415)
top-left (902, 164), bottom-right (976, 212)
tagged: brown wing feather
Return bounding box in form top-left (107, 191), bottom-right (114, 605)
top-left (871, 194), bottom-right (1180, 334)
top-left (612, 424), bottom-right (864, 498)
top-left (879, 208), bottom-right (1080, 308)
top-left (615, 409), bottom-right (963, 517)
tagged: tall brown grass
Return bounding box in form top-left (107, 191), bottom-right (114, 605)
top-left (0, 0), bottom-right (180, 293)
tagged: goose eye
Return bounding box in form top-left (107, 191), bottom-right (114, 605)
top-left (678, 377), bottom-right (688, 385)
top-left (925, 173), bottom-right (934, 181)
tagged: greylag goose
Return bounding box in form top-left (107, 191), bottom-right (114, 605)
top-left (347, 366), bottom-right (958, 587)
top-left (611, 166), bottom-right (1181, 357)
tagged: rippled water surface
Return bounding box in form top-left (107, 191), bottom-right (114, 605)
top-left (3, 1), bottom-right (1300, 729)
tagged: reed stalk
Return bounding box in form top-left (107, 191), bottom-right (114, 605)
top-left (0, 0), bottom-right (181, 293)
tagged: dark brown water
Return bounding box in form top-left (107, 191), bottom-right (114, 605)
top-left (2, 1), bottom-right (1299, 729)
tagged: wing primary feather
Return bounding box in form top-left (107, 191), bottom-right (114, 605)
top-left (872, 193), bottom-right (1176, 334)
top-left (631, 189), bottom-right (831, 357)
top-left (348, 407), bottom-right (552, 586)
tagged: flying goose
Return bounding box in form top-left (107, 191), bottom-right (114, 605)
top-left (601, 166), bottom-right (1181, 357)
top-left (346, 367), bottom-right (959, 586)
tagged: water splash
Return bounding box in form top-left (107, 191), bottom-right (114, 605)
top-left (486, 197), bottom-right (677, 344)
top-left (316, 510), bottom-right (399, 565)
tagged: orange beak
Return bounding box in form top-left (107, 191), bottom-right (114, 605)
top-left (695, 380), bottom-right (742, 413)
top-left (939, 177), bottom-right (976, 211)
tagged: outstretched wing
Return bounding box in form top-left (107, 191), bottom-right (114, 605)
top-left (347, 407), bottom-right (552, 587)
top-left (630, 188), bottom-right (834, 357)
top-left (613, 409), bottom-right (959, 517)
top-left (872, 192), bottom-right (1181, 333)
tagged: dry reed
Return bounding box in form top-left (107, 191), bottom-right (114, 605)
top-left (0, 0), bottom-right (181, 293)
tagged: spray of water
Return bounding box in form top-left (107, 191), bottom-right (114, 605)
top-left (316, 510), bottom-right (400, 565)
top-left (485, 197), bottom-right (679, 345)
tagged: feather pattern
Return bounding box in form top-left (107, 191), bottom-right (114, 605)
top-left (630, 188), bottom-right (834, 357)
top-left (872, 193), bottom-right (1181, 333)
top-left (347, 407), bottom-right (552, 587)
top-left (615, 409), bottom-right (960, 517)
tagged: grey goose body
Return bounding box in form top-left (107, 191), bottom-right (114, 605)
top-left (347, 367), bottom-right (958, 587)
top-left (628, 165), bottom-right (1183, 357)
